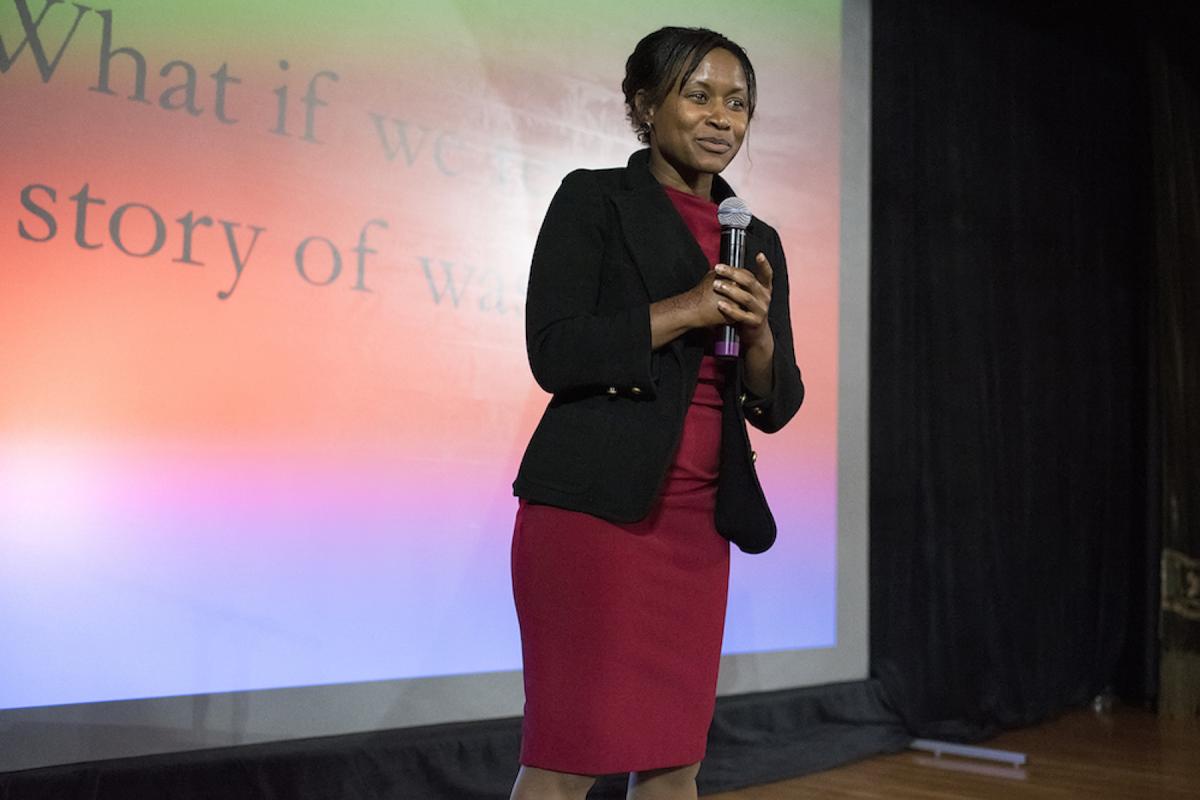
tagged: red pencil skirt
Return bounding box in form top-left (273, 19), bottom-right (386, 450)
top-left (511, 360), bottom-right (730, 775)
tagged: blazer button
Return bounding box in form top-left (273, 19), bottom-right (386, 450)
top-left (630, 386), bottom-right (642, 396)
top-left (751, 450), bottom-right (758, 463)
top-left (606, 386), bottom-right (618, 395)
top-left (753, 407), bottom-right (764, 417)
top-left (739, 393), bottom-right (747, 405)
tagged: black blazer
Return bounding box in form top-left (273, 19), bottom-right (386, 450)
top-left (512, 149), bottom-right (804, 553)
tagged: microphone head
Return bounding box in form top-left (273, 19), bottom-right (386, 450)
top-left (717, 197), bottom-right (752, 229)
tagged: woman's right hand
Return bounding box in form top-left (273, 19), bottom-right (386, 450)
top-left (681, 270), bottom-right (733, 327)
top-left (648, 268), bottom-right (734, 348)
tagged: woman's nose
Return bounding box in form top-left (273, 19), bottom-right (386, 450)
top-left (708, 109), bottom-right (731, 129)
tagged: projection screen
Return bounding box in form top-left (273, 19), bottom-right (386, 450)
top-left (0, 0), bottom-right (869, 771)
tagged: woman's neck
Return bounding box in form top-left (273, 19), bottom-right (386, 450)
top-left (648, 150), bottom-right (713, 201)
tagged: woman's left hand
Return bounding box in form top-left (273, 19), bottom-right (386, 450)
top-left (713, 252), bottom-right (774, 350)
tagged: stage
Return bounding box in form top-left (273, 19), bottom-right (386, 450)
top-left (711, 707), bottom-right (1200, 799)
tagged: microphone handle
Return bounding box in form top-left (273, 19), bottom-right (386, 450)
top-left (714, 226), bottom-right (746, 359)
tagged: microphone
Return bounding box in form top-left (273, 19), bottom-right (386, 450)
top-left (715, 196), bottom-right (751, 359)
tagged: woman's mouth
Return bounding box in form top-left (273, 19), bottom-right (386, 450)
top-left (696, 137), bottom-right (732, 154)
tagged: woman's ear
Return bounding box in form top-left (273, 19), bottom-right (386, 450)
top-left (634, 89), bottom-right (654, 127)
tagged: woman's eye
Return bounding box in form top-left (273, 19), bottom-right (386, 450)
top-left (689, 92), bottom-right (708, 103)
top-left (729, 98), bottom-right (746, 110)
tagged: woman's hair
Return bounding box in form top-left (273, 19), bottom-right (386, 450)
top-left (622, 26), bottom-right (757, 144)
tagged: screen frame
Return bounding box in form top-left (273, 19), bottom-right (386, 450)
top-left (0, 0), bottom-right (870, 772)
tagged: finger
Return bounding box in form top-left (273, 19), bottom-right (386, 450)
top-left (723, 266), bottom-right (764, 291)
top-left (738, 270), bottom-right (774, 307)
top-left (714, 280), bottom-right (768, 315)
top-left (753, 252), bottom-right (774, 292)
top-left (716, 300), bottom-right (765, 326)
top-left (715, 300), bottom-right (746, 321)
top-left (716, 263), bottom-right (763, 287)
top-left (713, 280), bottom-right (755, 309)
top-left (716, 263), bottom-right (772, 312)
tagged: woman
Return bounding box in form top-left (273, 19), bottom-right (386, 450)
top-left (510, 26), bottom-right (804, 800)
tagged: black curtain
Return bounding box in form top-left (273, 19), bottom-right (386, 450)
top-left (1148, 1), bottom-right (1200, 718)
top-left (870, 0), bottom-right (1152, 739)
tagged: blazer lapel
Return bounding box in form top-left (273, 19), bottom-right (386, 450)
top-left (611, 187), bottom-right (709, 302)
top-left (610, 149), bottom-right (764, 302)
top-left (609, 150), bottom-right (710, 302)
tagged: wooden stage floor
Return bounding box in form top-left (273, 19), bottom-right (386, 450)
top-left (708, 707), bottom-right (1198, 799)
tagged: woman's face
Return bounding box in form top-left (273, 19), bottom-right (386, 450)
top-left (645, 48), bottom-right (750, 186)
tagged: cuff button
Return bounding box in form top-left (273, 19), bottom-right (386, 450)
top-left (606, 386), bottom-right (618, 395)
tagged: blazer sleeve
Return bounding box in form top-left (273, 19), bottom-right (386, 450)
top-left (741, 226), bottom-right (804, 433)
top-left (525, 170), bottom-right (656, 397)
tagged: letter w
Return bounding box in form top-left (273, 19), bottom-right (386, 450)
top-left (420, 257), bottom-right (474, 307)
top-left (370, 114), bottom-right (430, 165)
top-left (0, 0), bottom-right (91, 81)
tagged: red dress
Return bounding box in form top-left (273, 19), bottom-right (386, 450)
top-left (511, 186), bottom-right (729, 774)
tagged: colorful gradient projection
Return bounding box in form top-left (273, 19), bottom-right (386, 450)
top-left (0, 0), bottom-right (841, 710)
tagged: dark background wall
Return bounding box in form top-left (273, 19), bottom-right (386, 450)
top-left (870, 0), bottom-right (1199, 736)
top-left (1147, 1), bottom-right (1200, 719)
